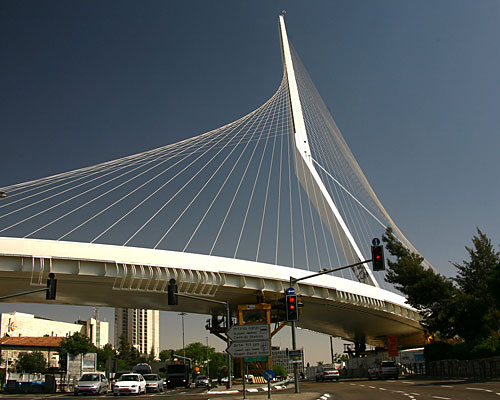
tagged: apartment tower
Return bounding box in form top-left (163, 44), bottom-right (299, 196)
top-left (114, 309), bottom-right (159, 359)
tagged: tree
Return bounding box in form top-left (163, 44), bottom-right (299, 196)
top-left (272, 365), bottom-right (287, 378)
top-left (96, 343), bottom-right (116, 371)
top-left (15, 351), bottom-right (47, 373)
top-left (452, 229), bottom-right (500, 341)
top-left (159, 349), bottom-right (174, 362)
top-left (383, 227), bottom-right (458, 337)
top-left (58, 332), bottom-right (96, 357)
top-left (58, 332), bottom-right (96, 369)
top-left (117, 334), bottom-right (141, 369)
top-left (383, 227), bottom-right (500, 343)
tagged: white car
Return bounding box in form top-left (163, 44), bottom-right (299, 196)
top-left (113, 373), bottom-right (146, 396)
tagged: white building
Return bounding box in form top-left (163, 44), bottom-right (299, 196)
top-left (114, 308), bottom-right (159, 359)
top-left (0, 311), bottom-right (109, 348)
top-left (272, 346), bottom-right (305, 376)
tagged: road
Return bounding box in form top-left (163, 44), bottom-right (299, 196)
top-left (1, 378), bottom-right (499, 399)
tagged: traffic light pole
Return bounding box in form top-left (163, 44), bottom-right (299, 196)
top-left (289, 259), bottom-right (372, 287)
top-left (288, 259), bottom-right (373, 394)
top-left (174, 292), bottom-right (233, 390)
top-left (291, 320), bottom-right (299, 393)
top-left (0, 287), bottom-right (48, 301)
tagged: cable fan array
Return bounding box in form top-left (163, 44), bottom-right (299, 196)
top-left (0, 40), bottom-right (425, 290)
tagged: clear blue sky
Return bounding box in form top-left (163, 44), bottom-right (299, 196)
top-left (1, 0), bottom-right (499, 364)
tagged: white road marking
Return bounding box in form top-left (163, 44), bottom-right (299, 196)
top-left (440, 385), bottom-right (452, 388)
top-left (466, 387), bottom-right (493, 392)
top-left (432, 397), bottom-right (451, 400)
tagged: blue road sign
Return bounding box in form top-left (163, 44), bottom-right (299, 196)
top-left (263, 369), bottom-right (275, 382)
top-left (372, 238), bottom-right (380, 246)
top-left (286, 287), bottom-right (295, 295)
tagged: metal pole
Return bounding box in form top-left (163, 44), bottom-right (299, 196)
top-left (206, 337), bottom-right (209, 378)
top-left (179, 312), bottom-right (187, 360)
top-left (226, 302), bottom-right (232, 389)
top-left (291, 321), bottom-right (299, 393)
top-left (330, 336), bottom-right (334, 364)
top-left (242, 362), bottom-right (246, 399)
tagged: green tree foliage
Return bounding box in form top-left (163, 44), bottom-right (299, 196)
top-left (272, 365), bottom-right (287, 378)
top-left (159, 349), bottom-right (174, 362)
top-left (452, 229), bottom-right (500, 340)
top-left (170, 342), bottom-right (227, 379)
top-left (58, 332), bottom-right (95, 357)
top-left (15, 351), bottom-right (47, 373)
top-left (117, 334), bottom-right (142, 369)
top-left (383, 227), bottom-right (458, 337)
top-left (383, 227), bottom-right (500, 347)
top-left (58, 332), bottom-right (97, 369)
top-left (96, 343), bottom-right (116, 371)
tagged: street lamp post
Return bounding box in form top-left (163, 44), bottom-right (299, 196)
top-left (205, 337), bottom-right (210, 378)
top-left (179, 312), bottom-right (187, 360)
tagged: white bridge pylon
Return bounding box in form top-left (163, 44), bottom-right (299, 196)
top-left (0, 15), bottom-right (429, 346)
top-left (279, 14), bottom-right (376, 287)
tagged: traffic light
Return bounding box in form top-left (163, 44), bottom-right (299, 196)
top-left (168, 279), bottom-right (178, 305)
top-left (285, 294), bottom-right (299, 322)
top-left (46, 273), bottom-right (57, 300)
top-left (371, 244), bottom-right (385, 271)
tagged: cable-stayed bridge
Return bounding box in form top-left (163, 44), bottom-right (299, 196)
top-left (0, 15), bottom-right (427, 348)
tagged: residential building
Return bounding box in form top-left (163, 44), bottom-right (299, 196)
top-left (114, 308), bottom-right (159, 359)
top-left (0, 312), bottom-right (109, 348)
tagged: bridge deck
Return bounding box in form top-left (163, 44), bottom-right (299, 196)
top-left (0, 237), bottom-right (424, 348)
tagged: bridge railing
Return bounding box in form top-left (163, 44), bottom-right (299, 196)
top-left (426, 357), bottom-right (500, 379)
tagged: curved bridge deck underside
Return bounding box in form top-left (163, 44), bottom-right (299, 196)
top-left (0, 237), bottom-right (424, 348)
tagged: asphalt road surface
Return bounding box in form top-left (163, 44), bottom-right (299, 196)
top-left (1, 378), bottom-right (500, 400)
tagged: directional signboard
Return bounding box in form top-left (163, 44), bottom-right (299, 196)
top-left (226, 340), bottom-right (271, 358)
top-left (226, 324), bottom-right (270, 342)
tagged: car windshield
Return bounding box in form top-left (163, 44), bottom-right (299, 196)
top-left (197, 376), bottom-right (207, 380)
top-left (382, 361), bottom-right (396, 367)
top-left (143, 375), bottom-right (158, 381)
top-left (80, 374), bottom-right (100, 381)
top-left (119, 375), bottom-right (139, 382)
top-left (324, 368), bottom-right (337, 372)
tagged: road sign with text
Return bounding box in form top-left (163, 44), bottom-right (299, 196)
top-left (226, 340), bottom-right (271, 358)
top-left (226, 324), bottom-right (270, 342)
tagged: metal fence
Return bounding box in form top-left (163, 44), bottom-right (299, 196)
top-left (426, 357), bottom-right (500, 379)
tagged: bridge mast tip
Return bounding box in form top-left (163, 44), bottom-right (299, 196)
top-left (281, 10), bottom-right (286, 16)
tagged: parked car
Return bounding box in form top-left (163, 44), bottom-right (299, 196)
top-left (74, 372), bottom-right (108, 395)
top-left (194, 375), bottom-right (211, 388)
top-left (132, 363), bottom-right (152, 375)
top-left (112, 373), bottom-right (146, 395)
top-left (315, 366), bottom-right (340, 382)
top-left (111, 371), bottom-right (131, 384)
top-left (368, 361), bottom-right (399, 380)
top-left (143, 374), bottom-right (163, 392)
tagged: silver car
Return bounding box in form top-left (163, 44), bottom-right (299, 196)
top-left (368, 361), bottom-right (399, 379)
top-left (74, 372), bottom-right (108, 395)
top-left (143, 374), bottom-right (164, 392)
